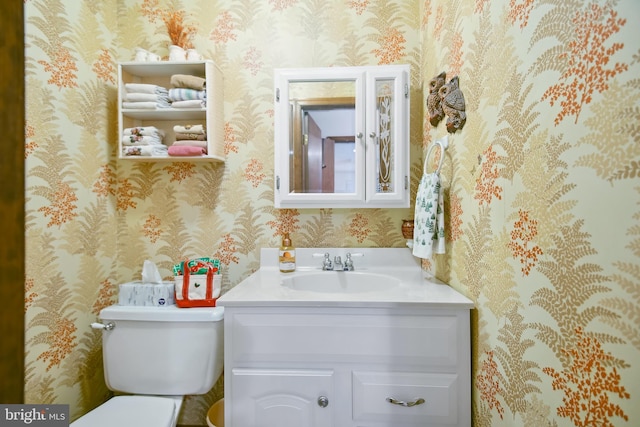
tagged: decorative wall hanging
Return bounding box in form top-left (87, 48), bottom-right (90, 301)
top-left (426, 71), bottom-right (447, 126)
top-left (439, 75), bottom-right (466, 133)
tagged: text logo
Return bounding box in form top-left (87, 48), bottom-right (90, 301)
top-left (0, 405), bottom-right (68, 426)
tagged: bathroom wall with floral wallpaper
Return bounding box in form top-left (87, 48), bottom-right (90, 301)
top-left (23, 0), bottom-right (639, 426)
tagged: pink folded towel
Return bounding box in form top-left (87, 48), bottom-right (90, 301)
top-left (172, 140), bottom-right (208, 149)
top-left (168, 145), bottom-right (207, 156)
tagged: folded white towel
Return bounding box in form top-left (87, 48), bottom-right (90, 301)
top-left (171, 100), bottom-right (205, 109)
top-left (412, 172), bottom-right (445, 259)
top-left (123, 126), bottom-right (165, 138)
top-left (122, 145), bottom-right (169, 156)
top-left (124, 92), bottom-right (171, 103)
top-left (124, 83), bottom-right (169, 94)
top-left (122, 134), bottom-right (164, 146)
top-left (122, 101), bottom-right (171, 109)
top-left (173, 124), bottom-right (205, 134)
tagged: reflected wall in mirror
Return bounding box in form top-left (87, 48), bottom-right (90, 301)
top-left (274, 65), bottom-right (410, 208)
top-left (289, 94), bottom-right (356, 194)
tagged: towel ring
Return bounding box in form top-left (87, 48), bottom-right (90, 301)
top-left (424, 135), bottom-right (449, 175)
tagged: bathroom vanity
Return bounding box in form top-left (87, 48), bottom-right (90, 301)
top-left (217, 248), bottom-right (473, 427)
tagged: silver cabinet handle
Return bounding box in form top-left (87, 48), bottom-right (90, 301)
top-left (386, 397), bottom-right (425, 407)
top-left (369, 131), bottom-right (379, 145)
top-left (317, 396), bottom-right (329, 408)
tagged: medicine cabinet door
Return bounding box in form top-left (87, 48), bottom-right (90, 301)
top-left (364, 66), bottom-right (410, 207)
top-left (274, 65), bottom-right (409, 209)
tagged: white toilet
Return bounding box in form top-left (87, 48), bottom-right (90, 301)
top-left (71, 304), bottom-right (224, 427)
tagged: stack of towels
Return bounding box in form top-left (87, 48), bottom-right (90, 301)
top-left (168, 124), bottom-right (207, 156)
top-left (168, 73), bottom-right (207, 109)
top-left (120, 74), bottom-right (209, 157)
top-left (168, 88), bottom-right (206, 109)
top-left (121, 126), bottom-right (168, 157)
top-left (167, 74), bottom-right (208, 156)
top-left (122, 83), bottom-right (171, 109)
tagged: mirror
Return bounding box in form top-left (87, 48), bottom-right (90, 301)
top-left (289, 92), bottom-right (356, 194)
top-left (274, 65), bottom-right (410, 208)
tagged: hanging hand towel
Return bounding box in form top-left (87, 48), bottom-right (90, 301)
top-left (412, 171), bottom-right (445, 259)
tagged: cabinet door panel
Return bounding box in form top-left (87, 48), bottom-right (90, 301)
top-left (353, 371), bottom-right (458, 426)
top-left (365, 68), bottom-right (409, 206)
top-left (230, 312), bottom-right (459, 367)
top-left (230, 368), bottom-right (334, 427)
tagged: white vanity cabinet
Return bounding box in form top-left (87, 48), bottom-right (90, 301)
top-left (118, 60), bottom-right (224, 161)
top-left (274, 65), bottom-right (410, 208)
top-left (230, 368), bottom-right (334, 426)
top-left (223, 306), bottom-right (471, 427)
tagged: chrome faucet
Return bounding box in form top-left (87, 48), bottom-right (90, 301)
top-left (314, 252), bottom-right (364, 271)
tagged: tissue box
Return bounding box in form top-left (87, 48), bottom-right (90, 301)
top-left (118, 281), bottom-right (175, 307)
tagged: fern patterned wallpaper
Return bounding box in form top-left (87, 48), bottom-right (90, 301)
top-left (23, 0), bottom-right (639, 425)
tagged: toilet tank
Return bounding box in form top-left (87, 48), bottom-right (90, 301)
top-left (98, 304), bottom-right (224, 395)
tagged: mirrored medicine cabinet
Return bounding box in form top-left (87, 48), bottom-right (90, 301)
top-left (274, 65), bottom-right (410, 208)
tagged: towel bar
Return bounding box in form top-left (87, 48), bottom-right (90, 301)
top-left (424, 135), bottom-right (449, 175)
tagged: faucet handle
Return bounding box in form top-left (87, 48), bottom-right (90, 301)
top-left (344, 252), bottom-right (363, 271)
top-left (313, 252), bottom-right (333, 270)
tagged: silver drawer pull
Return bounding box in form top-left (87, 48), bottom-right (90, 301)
top-left (386, 397), bottom-right (425, 407)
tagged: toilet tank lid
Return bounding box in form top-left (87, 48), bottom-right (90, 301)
top-left (100, 304), bottom-right (224, 322)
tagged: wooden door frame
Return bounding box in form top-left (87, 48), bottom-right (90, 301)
top-left (0, 0), bottom-right (26, 404)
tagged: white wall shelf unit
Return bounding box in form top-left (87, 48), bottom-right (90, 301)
top-left (118, 60), bottom-right (225, 162)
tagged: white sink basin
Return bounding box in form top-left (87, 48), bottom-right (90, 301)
top-left (281, 271), bottom-right (401, 293)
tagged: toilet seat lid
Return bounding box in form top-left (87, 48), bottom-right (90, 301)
top-left (71, 395), bottom-right (177, 427)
